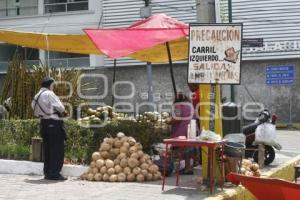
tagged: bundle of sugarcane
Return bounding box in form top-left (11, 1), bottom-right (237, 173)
top-left (0, 53), bottom-right (84, 119)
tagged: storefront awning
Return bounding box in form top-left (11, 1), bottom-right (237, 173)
top-left (0, 29), bottom-right (101, 55)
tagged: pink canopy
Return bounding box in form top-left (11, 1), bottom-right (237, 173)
top-left (84, 14), bottom-right (189, 59)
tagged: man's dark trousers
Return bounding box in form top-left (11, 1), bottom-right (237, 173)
top-left (41, 119), bottom-right (66, 178)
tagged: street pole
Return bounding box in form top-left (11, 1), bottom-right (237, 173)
top-left (142, 0), bottom-right (154, 108)
top-left (228, 0), bottom-right (235, 102)
top-left (195, 0), bottom-right (218, 183)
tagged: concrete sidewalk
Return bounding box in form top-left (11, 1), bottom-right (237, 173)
top-left (0, 174), bottom-right (219, 200)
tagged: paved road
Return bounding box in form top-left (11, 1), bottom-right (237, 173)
top-left (269, 130), bottom-right (300, 167)
top-left (276, 130), bottom-right (300, 154)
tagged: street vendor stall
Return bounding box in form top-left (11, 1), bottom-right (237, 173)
top-left (0, 13), bottom-right (236, 195)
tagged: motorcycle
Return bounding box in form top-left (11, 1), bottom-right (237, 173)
top-left (242, 110), bottom-right (281, 165)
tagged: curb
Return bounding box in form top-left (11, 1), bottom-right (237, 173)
top-left (0, 159), bottom-right (88, 177)
top-left (208, 154), bottom-right (300, 200)
top-left (276, 123), bottom-right (288, 129)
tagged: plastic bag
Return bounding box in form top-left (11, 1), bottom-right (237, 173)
top-left (198, 127), bottom-right (221, 141)
top-left (254, 123), bottom-right (276, 145)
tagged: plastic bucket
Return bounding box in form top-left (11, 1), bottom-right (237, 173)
top-left (224, 142), bottom-right (245, 158)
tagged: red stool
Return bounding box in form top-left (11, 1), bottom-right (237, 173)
top-left (294, 164), bottom-right (300, 183)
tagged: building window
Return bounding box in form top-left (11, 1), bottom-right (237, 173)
top-left (44, 0), bottom-right (88, 14)
top-left (47, 52), bottom-right (90, 68)
top-left (0, 0), bottom-right (38, 17)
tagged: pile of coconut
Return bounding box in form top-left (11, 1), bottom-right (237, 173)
top-left (240, 159), bottom-right (261, 177)
top-left (81, 132), bottom-right (161, 182)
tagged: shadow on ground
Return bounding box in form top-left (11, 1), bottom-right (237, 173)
top-left (24, 178), bottom-right (65, 184)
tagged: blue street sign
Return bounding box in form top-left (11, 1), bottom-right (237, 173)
top-left (266, 65), bottom-right (295, 85)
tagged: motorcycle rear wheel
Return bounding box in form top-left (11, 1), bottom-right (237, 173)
top-left (254, 145), bottom-right (275, 165)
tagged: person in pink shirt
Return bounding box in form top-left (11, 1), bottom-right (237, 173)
top-left (166, 92), bottom-right (197, 174)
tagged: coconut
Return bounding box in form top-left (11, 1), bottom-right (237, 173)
top-left (137, 150), bottom-right (144, 158)
top-left (100, 143), bottom-right (111, 151)
top-left (117, 173), bottom-right (126, 182)
top-left (242, 159), bottom-right (252, 167)
top-left (250, 163), bottom-right (259, 172)
top-left (254, 170), bottom-right (261, 177)
top-left (128, 158), bottom-right (139, 168)
top-left (123, 167), bottom-right (131, 175)
top-left (128, 137), bottom-right (136, 146)
top-left (245, 171), bottom-right (254, 176)
top-left (102, 173), bottom-right (110, 181)
top-left (114, 139), bottom-right (123, 148)
top-left (104, 138), bottom-right (114, 145)
top-left (108, 152), bottom-right (116, 160)
top-left (100, 166), bottom-right (107, 174)
top-left (129, 146), bottom-right (138, 154)
top-left (136, 174), bottom-right (145, 182)
top-left (141, 169), bottom-right (148, 177)
top-left (100, 151), bottom-right (109, 159)
top-left (117, 132), bottom-right (125, 138)
top-left (135, 143), bottom-right (143, 151)
top-left (87, 108), bottom-right (93, 115)
top-left (121, 136), bottom-right (129, 143)
top-left (92, 167), bottom-right (98, 174)
top-left (146, 159), bottom-right (153, 165)
top-left (92, 152), bottom-right (101, 161)
top-left (240, 167), bottom-right (246, 175)
top-left (118, 153), bottom-right (127, 160)
top-left (96, 159), bottom-right (105, 168)
top-left (140, 163), bottom-right (149, 170)
top-left (114, 158), bottom-right (121, 165)
top-left (130, 152), bottom-right (139, 160)
top-left (146, 173), bottom-right (153, 181)
top-left (87, 173), bottom-right (94, 181)
top-left (107, 168), bottom-right (116, 175)
top-left (149, 165), bottom-right (159, 173)
top-left (112, 148), bottom-right (120, 156)
top-left (139, 157), bottom-right (146, 164)
top-left (88, 167), bottom-right (93, 173)
top-left (94, 173), bottom-right (102, 181)
top-left (120, 146), bottom-right (129, 154)
top-left (80, 172), bottom-right (88, 180)
top-left (154, 172), bottom-right (161, 180)
top-left (122, 142), bottom-right (130, 148)
top-left (115, 165), bottom-right (122, 173)
top-left (142, 154), bottom-right (150, 160)
top-left (105, 159), bottom-right (114, 168)
top-left (120, 158), bottom-right (128, 168)
top-left (127, 173), bottom-right (136, 182)
top-left (133, 167), bottom-right (141, 175)
top-left (90, 161), bottom-right (96, 168)
top-left (109, 174), bottom-right (118, 182)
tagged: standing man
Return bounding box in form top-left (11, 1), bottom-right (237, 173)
top-left (32, 77), bottom-right (67, 180)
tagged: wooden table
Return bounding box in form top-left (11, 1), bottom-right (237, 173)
top-left (162, 138), bottom-right (227, 195)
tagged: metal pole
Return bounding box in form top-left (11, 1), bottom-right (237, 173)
top-left (228, 0), bottom-right (235, 102)
top-left (228, 0), bottom-right (232, 23)
top-left (289, 86), bottom-right (292, 127)
top-left (166, 42), bottom-right (177, 98)
top-left (147, 62), bottom-right (154, 105)
top-left (5, 0), bottom-right (8, 16)
top-left (111, 59), bottom-right (117, 106)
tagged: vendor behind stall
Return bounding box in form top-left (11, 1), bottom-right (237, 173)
top-left (166, 92), bottom-right (198, 174)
